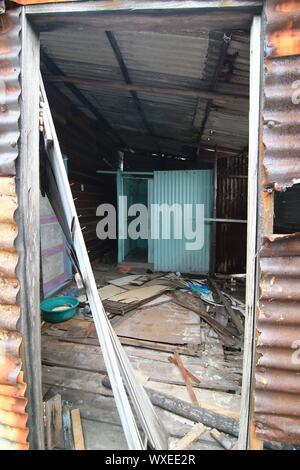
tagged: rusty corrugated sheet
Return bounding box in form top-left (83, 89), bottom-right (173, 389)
top-left (263, 0), bottom-right (300, 189)
top-left (255, 233), bottom-right (300, 444)
top-left (0, 8), bottom-right (29, 450)
top-left (255, 0), bottom-right (300, 445)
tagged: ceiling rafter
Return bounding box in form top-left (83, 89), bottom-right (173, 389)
top-left (196, 32), bottom-right (232, 155)
top-left (41, 48), bottom-right (128, 150)
top-left (105, 30), bottom-right (161, 154)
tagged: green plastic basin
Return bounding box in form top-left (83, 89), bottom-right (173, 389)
top-left (40, 296), bottom-right (79, 323)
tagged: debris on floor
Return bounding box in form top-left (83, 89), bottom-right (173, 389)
top-left (41, 268), bottom-right (245, 449)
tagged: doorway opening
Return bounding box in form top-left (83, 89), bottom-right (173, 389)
top-left (29, 4), bottom-right (260, 451)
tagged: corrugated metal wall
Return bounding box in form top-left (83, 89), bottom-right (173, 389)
top-left (216, 154), bottom-right (248, 274)
top-left (152, 170), bottom-right (212, 273)
top-left (0, 9), bottom-right (29, 450)
top-left (255, 0), bottom-right (300, 444)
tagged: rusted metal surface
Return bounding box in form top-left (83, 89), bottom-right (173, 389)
top-left (254, 0), bottom-right (300, 445)
top-left (216, 154), bottom-right (248, 273)
top-left (263, 0), bottom-right (300, 189)
top-left (255, 233), bottom-right (300, 444)
top-left (0, 9), bottom-right (29, 450)
top-left (266, 0), bottom-right (300, 58)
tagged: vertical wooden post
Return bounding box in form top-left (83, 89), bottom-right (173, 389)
top-left (238, 15), bottom-right (263, 450)
top-left (210, 148), bottom-right (218, 275)
top-left (16, 9), bottom-right (44, 449)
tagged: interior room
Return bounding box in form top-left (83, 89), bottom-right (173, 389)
top-left (33, 7), bottom-right (253, 450)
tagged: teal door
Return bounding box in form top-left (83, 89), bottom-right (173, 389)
top-left (152, 170), bottom-right (213, 274)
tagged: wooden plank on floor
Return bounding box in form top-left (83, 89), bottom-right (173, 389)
top-left (114, 302), bottom-right (202, 346)
top-left (42, 365), bottom-right (113, 397)
top-left (41, 337), bottom-right (241, 392)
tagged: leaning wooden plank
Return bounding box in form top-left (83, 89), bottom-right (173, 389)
top-left (40, 78), bottom-right (167, 451)
top-left (208, 278), bottom-right (244, 335)
top-left (172, 422), bottom-right (207, 450)
top-left (71, 409), bottom-right (85, 450)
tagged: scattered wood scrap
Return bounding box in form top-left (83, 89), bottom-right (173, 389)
top-left (169, 352), bottom-right (200, 406)
top-left (208, 278), bottom-right (244, 335)
top-left (210, 428), bottom-right (236, 450)
top-left (103, 285), bottom-right (172, 315)
top-left (170, 291), bottom-right (239, 347)
top-left (71, 408), bottom-right (85, 450)
top-left (114, 302), bottom-right (202, 350)
top-left (108, 274), bottom-right (142, 286)
top-left (172, 422), bottom-right (207, 450)
top-left (98, 285), bottom-right (126, 300)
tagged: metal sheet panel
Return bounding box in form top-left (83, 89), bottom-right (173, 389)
top-left (152, 170), bottom-right (212, 273)
top-left (216, 154), bottom-right (248, 274)
top-left (255, 233), bottom-right (300, 444)
top-left (38, 16), bottom-right (251, 155)
top-left (0, 9), bottom-right (28, 450)
top-left (254, 0), bottom-right (300, 445)
top-left (263, 0), bottom-right (300, 189)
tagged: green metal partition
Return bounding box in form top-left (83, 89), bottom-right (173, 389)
top-left (152, 170), bottom-right (213, 273)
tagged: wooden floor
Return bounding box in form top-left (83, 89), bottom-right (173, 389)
top-left (42, 271), bottom-right (243, 450)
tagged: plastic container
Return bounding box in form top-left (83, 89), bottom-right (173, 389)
top-left (40, 296), bottom-right (79, 323)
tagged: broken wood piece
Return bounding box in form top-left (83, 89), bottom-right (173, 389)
top-left (71, 408), bottom-right (85, 450)
top-left (170, 291), bottom-right (239, 346)
top-left (108, 274), bottom-right (143, 287)
top-left (98, 284), bottom-right (126, 300)
top-left (208, 278), bottom-right (244, 335)
top-left (210, 428), bottom-right (236, 450)
top-left (168, 355), bottom-right (201, 385)
top-left (130, 275), bottom-right (150, 286)
top-left (107, 285), bottom-right (171, 304)
top-left (173, 422), bottom-right (207, 450)
top-left (172, 352), bottom-right (199, 406)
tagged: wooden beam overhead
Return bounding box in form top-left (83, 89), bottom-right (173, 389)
top-left (45, 75), bottom-right (248, 104)
top-left (16, 0), bottom-right (263, 10)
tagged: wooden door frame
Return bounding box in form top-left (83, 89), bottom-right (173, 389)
top-left (19, 4), bottom-right (264, 449)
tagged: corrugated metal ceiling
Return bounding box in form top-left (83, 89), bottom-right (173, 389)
top-left (39, 16), bottom-right (251, 156)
